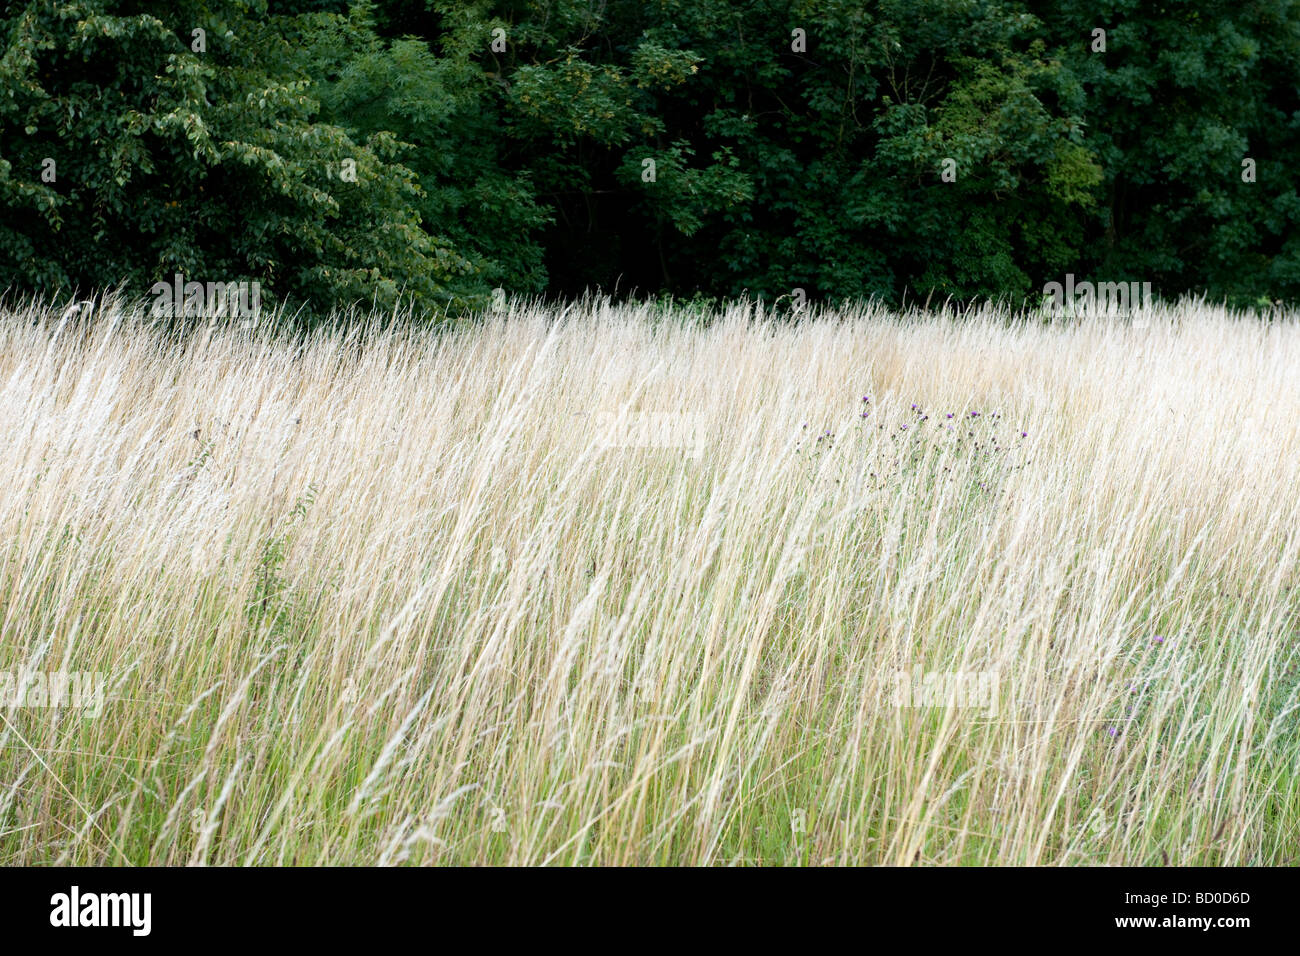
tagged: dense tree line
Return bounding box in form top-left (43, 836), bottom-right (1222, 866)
top-left (1, 0), bottom-right (1297, 316)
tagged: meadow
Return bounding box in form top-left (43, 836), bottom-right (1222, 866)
top-left (0, 294), bottom-right (1297, 865)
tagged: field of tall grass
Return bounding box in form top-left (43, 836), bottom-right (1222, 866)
top-left (1, 294), bottom-right (1297, 865)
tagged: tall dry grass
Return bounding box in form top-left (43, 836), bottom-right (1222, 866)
top-left (0, 293), bottom-right (1297, 865)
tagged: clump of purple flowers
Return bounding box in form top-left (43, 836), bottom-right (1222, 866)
top-left (797, 393), bottom-right (1035, 496)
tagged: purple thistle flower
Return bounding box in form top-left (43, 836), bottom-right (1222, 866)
top-left (1107, 726), bottom-right (1119, 737)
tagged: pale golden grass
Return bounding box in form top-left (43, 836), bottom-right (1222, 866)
top-left (0, 293), bottom-right (1297, 865)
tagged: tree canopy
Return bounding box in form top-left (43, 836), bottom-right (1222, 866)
top-left (2, 0), bottom-right (1296, 316)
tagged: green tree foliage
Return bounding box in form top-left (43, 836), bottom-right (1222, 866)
top-left (0, 0), bottom-right (469, 312)
top-left (1029, 0), bottom-right (1300, 303)
top-left (2, 0), bottom-right (1297, 314)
